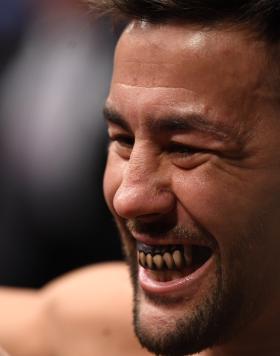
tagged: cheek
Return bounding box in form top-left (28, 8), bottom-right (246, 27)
top-left (103, 153), bottom-right (124, 213)
top-left (172, 166), bottom-right (269, 243)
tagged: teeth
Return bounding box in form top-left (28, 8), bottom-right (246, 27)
top-left (163, 252), bottom-right (174, 270)
top-left (172, 250), bottom-right (184, 269)
top-left (137, 245), bottom-right (193, 271)
top-left (153, 254), bottom-right (164, 270)
top-left (146, 254), bottom-right (153, 269)
top-left (139, 251), bottom-right (146, 267)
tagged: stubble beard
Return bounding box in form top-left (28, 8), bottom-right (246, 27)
top-left (116, 218), bottom-right (268, 356)
top-left (132, 259), bottom-right (245, 356)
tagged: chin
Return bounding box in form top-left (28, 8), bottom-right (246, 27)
top-left (118, 220), bottom-right (259, 355)
top-left (133, 263), bottom-right (223, 356)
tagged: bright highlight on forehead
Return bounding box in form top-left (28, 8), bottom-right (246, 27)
top-left (108, 21), bottom-right (280, 148)
top-left (122, 21), bottom-right (213, 56)
top-left (112, 28), bottom-right (275, 112)
top-left (122, 20), bottom-right (260, 53)
top-left (113, 21), bottom-right (270, 92)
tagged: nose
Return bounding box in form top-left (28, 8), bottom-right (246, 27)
top-left (113, 144), bottom-right (176, 220)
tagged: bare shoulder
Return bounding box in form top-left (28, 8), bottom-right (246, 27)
top-left (44, 262), bottom-right (132, 302)
top-left (43, 262), bottom-right (151, 356)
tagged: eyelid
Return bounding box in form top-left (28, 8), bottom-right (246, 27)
top-left (109, 133), bottom-right (134, 147)
top-left (167, 142), bottom-right (203, 155)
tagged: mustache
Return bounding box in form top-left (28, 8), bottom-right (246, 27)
top-left (126, 218), bottom-right (217, 249)
top-left (126, 218), bottom-right (176, 236)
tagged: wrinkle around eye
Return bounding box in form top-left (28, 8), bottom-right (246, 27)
top-left (108, 139), bottom-right (133, 160)
top-left (171, 151), bottom-right (213, 170)
top-left (109, 134), bottom-right (134, 147)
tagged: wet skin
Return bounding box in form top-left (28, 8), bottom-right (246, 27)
top-left (104, 21), bottom-right (280, 355)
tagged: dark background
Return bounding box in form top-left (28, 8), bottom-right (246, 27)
top-left (0, 0), bottom-right (122, 288)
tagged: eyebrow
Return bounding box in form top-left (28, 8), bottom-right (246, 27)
top-left (103, 107), bottom-right (131, 132)
top-left (103, 106), bottom-right (239, 144)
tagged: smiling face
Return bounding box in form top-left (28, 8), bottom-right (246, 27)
top-left (104, 22), bottom-right (280, 355)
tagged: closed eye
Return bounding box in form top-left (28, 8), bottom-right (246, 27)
top-left (109, 134), bottom-right (134, 147)
top-left (167, 142), bottom-right (215, 169)
top-left (167, 143), bottom-right (203, 155)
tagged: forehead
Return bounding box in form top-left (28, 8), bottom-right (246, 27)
top-left (113, 22), bottom-right (268, 86)
top-left (108, 21), bottom-right (275, 129)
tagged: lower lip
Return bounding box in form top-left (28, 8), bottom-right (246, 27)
top-left (139, 255), bottom-right (215, 297)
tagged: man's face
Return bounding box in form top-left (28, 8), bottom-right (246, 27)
top-left (104, 22), bottom-right (280, 355)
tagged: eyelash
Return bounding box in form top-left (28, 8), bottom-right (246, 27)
top-left (109, 134), bottom-right (204, 157)
top-left (109, 134), bottom-right (134, 147)
top-left (167, 143), bottom-right (201, 155)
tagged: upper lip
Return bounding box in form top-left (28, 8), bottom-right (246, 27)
top-left (130, 232), bottom-right (217, 251)
top-left (125, 218), bottom-right (218, 251)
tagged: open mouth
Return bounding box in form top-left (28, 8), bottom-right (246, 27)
top-left (137, 241), bottom-right (213, 282)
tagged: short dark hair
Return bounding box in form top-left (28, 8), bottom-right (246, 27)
top-left (88, 0), bottom-right (280, 42)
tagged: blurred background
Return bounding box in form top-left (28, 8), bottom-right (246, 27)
top-left (0, 0), bottom-right (122, 288)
